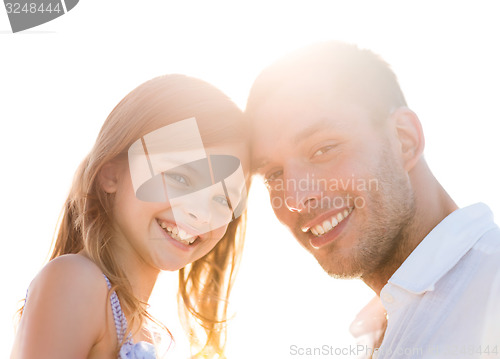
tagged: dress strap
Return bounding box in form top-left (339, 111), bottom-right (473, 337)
top-left (103, 274), bottom-right (130, 345)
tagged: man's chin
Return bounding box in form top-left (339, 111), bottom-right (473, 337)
top-left (316, 257), bottom-right (363, 280)
top-left (326, 271), bottom-right (362, 280)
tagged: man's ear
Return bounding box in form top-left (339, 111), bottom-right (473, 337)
top-left (392, 107), bottom-right (425, 172)
top-left (99, 161), bottom-right (121, 194)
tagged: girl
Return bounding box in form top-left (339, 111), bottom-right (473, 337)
top-left (11, 75), bottom-right (249, 359)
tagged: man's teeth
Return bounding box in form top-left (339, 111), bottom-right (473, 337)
top-left (159, 221), bottom-right (196, 245)
top-left (310, 208), bottom-right (353, 237)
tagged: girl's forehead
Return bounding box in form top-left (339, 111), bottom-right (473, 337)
top-left (205, 142), bottom-right (248, 156)
top-left (136, 117), bottom-right (248, 154)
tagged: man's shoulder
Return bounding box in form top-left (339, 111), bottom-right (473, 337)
top-left (458, 225), bottom-right (500, 294)
top-left (473, 225), bottom-right (500, 253)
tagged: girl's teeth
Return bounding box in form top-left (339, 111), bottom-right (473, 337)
top-left (343, 209), bottom-right (349, 217)
top-left (170, 230), bottom-right (196, 245)
top-left (331, 217), bottom-right (338, 227)
top-left (311, 228), bottom-right (319, 236)
top-left (158, 220), bottom-right (196, 245)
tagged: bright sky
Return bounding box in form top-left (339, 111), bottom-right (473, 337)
top-left (1, 1), bottom-right (499, 358)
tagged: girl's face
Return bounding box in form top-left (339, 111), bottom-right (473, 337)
top-left (107, 141), bottom-right (248, 272)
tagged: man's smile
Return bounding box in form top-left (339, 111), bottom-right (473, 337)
top-left (302, 206), bottom-right (354, 237)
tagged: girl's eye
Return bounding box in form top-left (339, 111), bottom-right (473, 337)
top-left (312, 145), bottom-right (335, 158)
top-left (264, 169), bottom-right (283, 185)
top-left (166, 173), bottom-right (189, 186)
top-left (213, 195), bottom-right (229, 206)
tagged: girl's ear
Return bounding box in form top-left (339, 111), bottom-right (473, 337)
top-left (99, 162), bottom-right (121, 194)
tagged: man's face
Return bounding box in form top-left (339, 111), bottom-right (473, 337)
top-left (250, 75), bottom-right (415, 278)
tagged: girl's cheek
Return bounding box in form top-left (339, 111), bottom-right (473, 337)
top-left (211, 226), bottom-right (229, 242)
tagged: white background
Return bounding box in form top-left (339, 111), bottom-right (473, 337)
top-left (1, 1), bottom-right (499, 358)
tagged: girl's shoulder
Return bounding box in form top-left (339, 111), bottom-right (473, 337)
top-left (29, 253), bottom-right (108, 297)
top-left (16, 254), bottom-right (110, 358)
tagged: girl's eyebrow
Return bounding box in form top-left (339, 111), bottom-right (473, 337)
top-left (164, 159), bottom-right (209, 180)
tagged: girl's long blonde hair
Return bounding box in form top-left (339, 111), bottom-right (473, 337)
top-left (24, 75), bottom-right (248, 358)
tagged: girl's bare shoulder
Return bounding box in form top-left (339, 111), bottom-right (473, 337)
top-left (29, 253), bottom-right (107, 296)
top-left (14, 254), bottom-right (109, 358)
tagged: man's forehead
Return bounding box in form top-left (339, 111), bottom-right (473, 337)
top-left (254, 76), bottom-right (333, 113)
top-left (250, 77), bottom-right (354, 136)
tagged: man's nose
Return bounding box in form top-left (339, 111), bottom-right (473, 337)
top-left (282, 168), bottom-right (322, 213)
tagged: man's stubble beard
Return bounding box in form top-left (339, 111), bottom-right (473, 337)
top-left (318, 151), bottom-right (417, 280)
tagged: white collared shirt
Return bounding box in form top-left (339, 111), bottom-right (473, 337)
top-left (352, 203), bottom-right (500, 359)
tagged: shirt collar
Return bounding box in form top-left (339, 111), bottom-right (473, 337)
top-left (387, 203), bottom-right (496, 294)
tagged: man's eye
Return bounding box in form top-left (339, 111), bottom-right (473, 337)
top-left (166, 173), bottom-right (189, 185)
top-left (312, 145), bottom-right (335, 158)
top-left (264, 169), bottom-right (283, 185)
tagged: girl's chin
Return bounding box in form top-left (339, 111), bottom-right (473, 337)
top-left (155, 262), bottom-right (188, 272)
top-left (154, 254), bottom-right (204, 272)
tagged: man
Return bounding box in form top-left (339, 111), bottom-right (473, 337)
top-left (246, 42), bottom-right (500, 358)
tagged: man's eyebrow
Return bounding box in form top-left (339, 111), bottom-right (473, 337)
top-left (293, 118), bottom-right (334, 145)
top-left (253, 119), bottom-right (334, 172)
